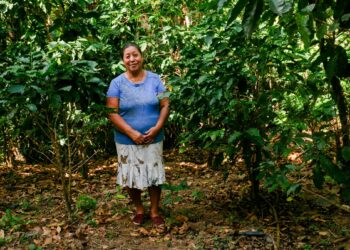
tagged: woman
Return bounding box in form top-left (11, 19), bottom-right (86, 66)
top-left (106, 42), bottom-right (170, 227)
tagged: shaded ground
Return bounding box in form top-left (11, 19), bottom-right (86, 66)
top-left (1, 148), bottom-right (350, 249)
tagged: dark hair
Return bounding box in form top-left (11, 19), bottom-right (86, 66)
top-left (121, 42), bottom-right (143, 59)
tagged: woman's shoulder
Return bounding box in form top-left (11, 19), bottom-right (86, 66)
top-left (146, 71), bottom-right (161, 79)
top-left (111, 73), bottom-right (125, 82)
top-left (110, 74), bottom-right (127, 87)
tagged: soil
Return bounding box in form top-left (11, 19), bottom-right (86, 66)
top-left (0, 148), bottom-right (350, 250)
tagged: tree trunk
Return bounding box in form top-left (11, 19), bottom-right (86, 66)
top-left (320, 39), bottom-right (350, 162)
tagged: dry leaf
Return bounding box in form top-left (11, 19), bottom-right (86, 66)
top-left (33, 239), bottom-right (41, 245)
top-left (43, 237), bottom-right (53, 246)
top-left (42, 227), bottom-right (51, 236)
top-left (0, 229), bottom-right (4, 238)
top-left (319, 231), bottom-right (329, 237)
top-left (138, 227), bottom-right (149, 236)
top-left (130, 232), bottom-right (140, 237)
top-left (178, 222), bottom-right (189, 234)
top-left (175, 215), bottom-right (189, 223)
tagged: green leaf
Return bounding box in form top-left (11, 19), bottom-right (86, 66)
top-left (115, 194), bottom-right (126, 199)
top-left (287, 183), bottom-right (301, 196)
top-left (227, 0), bottom-right (247, 26)
top-left (316, 24), bottom-right (327, 40)
top-left (228, 131), bottom-right (242, 144)
top-left (8, 85), bottom-right (25, 94)
top-left (301, 4), bottom-right (315, 13)
top-left (296, 13), bottom-right (311, 47)
top-left (26, 104), bottom-right (38, 112)
top-left (51, 94), bottom-right (62, 108)
top-left (269, 0), bottom-right (292, 16)
top-left (341, 13), bottom-right (350, 22)
top-left (59, 86), bottom-right (72, 91)
top-left (88, 77), bottom-right (102, 83)
top-left (218, 0), bottom-right (228, 11)
top-left (197, 75), bottom-right (208, 84)
top-left (30, 85), bottom-right (45, 95)
top-left (242, 0), bottom-right (264, 37)
top-left (341, 146), bottom-right (350, 161)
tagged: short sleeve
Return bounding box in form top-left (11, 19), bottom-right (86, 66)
top-left (156, 75), bottom-right (166, 94)
top-left (106, 78), bottom-right (120, 98)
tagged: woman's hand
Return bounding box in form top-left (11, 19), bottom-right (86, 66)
top-left (144, 126), bottom-right (160, 144)
top-left (130, 130), bottom-right (146, 145)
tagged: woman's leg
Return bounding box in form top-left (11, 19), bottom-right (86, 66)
top-left (126, 187), bottom-right (144, 214)
top-left (148, 185), bottom-right (161, 217)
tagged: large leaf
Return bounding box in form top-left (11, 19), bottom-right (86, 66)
top-left (269, 0), bottom-right (292, 16)
top-left (8, 85), bottom-right (25, 94)
top-left (295, 13), bottom-right (311, 47)
top-left (242, 0), bottom-right (264, 37)
top-left (226, 0), bottom-right (247, 26)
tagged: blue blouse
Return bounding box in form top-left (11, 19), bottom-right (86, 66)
top-left (107, 71), bottom-right (166, 145)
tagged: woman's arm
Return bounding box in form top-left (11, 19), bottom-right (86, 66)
top-left (144, 97), bottom-right (170, 143)
top-left (106, 97), bottom-right (145, 144)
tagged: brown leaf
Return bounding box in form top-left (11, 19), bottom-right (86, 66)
top-left (319, 231), bottom-right (329, 237)
top-left (43, 237), bottom-right (53, 246)
top-left (42, 227), bottom-right (51, 236)
top-left (33, 239), bottom-right (41, 245)
top-left (0, 229), bottom-right (4, 238)
top-left (138, 227), bottom-right (149, 236)
top-left (178, 222), bottom-right (189, 234)
top-left (75, 225), bottom-right (88, 240)
top-left (175, 215), bottom-right (189, 223)
top-left (32, 226), bottom-right (42, 233)
top-left (130, 231), bottom-right (140, 237)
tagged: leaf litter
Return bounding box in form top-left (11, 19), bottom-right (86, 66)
top-left (0, 148), bottom-right (350, 249)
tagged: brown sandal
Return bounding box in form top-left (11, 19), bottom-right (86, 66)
top-left (132, 214), bottom-right (145, 225)
top-left (151, 215), bottom-right (165, 227)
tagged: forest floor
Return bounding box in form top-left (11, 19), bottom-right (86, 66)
top-left (1, 147), bottom-right (350, 250)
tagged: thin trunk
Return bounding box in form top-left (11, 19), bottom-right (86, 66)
top-left (329, 76), bottom-right (350, 149)
top-left (52, 130), bottom-right (73, 219)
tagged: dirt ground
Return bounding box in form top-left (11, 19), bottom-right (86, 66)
top-left (1, 148), bottom-right (350, 250)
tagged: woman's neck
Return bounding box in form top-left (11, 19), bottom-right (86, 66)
top-left (126, 70), bottom-right (146, 83)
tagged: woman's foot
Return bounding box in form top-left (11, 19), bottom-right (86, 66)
top-left (150, 215), bottom-right (165, 227)
top-left (132, 213), bottom-right (145, 225)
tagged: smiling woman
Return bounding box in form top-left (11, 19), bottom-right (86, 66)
top-left (106, 42), bottom-right (170, 229)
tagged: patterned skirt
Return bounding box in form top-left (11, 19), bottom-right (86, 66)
top-left (116, 141), bottom-right (166, 190)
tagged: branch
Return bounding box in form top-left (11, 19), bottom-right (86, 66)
top-left (303, 188), bottom-right (350, 213)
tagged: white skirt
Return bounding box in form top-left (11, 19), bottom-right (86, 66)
top-left (116, 141), bottom-right (166, 190)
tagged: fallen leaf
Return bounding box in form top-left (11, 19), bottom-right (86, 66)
top-left (130, 232), bottom-right (140, 237)
top-left (138, 227), bottom-right (149, 236)
top-left (0, 229), bottom-right (4, 238)
top-left (319, 231), bottom-right (329, 237)
top-left (42, 227), bottom-right (51, 236)
top-left (178, 222), bottom-right (189, 234)
top-left (175, 215), bottom-right (189, 222)
top-left (43, 237), bottom-right (53, 246)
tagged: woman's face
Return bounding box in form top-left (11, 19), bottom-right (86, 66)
top-left (122, 46), bottom-right (143, 73)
